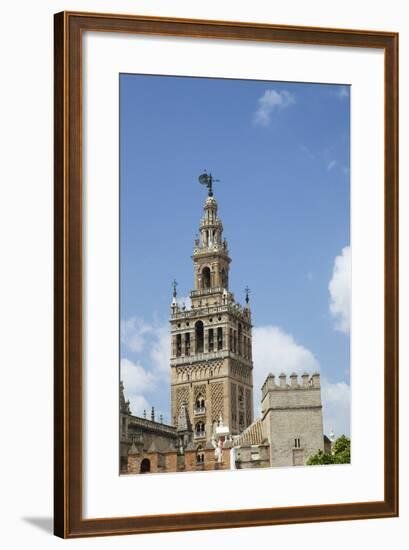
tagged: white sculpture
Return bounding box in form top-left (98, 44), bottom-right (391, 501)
top-left (211, 435), bottom-right (224, 463)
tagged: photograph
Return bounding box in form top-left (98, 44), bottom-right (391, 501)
top-left (119, 74), bottom-right (351, 475)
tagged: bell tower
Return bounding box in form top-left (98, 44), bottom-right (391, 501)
top-left (170, 174), bottom-right (254, 447)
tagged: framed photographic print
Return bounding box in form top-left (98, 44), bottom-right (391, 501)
top-left (54, 11), bottom-right (398, 538)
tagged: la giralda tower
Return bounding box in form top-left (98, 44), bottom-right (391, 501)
top-left (170, 173), bottom-right (254, 446)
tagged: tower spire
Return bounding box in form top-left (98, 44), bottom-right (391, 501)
top-left (191, 185), bottom-right (231, 297)
top-left (171, 279), bottom-right (178, 314)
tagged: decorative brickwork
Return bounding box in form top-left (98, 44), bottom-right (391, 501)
top-left (176, 386), bottom-right (190, 415)
top-left (210, 382), bottom-right (224, 421)
top-left (175, 360), bottom-right (223, 383)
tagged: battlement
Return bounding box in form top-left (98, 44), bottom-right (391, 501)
top-left (261, 372), bottom-right (320, 402)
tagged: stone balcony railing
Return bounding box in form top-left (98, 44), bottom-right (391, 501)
top-left (127, 416), bottom-right (176, 436)
top-left (171, 349), bottom-right (228, 366)
top-left (171, 303), bottom-right (250, 321)
top-left (190, 287), bottom-right (224, 298)
top-left (194, 431), bottom-right (206, 440)
top-left (194, 407), bottom-right (206, 416)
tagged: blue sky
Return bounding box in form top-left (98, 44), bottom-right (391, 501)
top-left (120, 74), bottom-right (351, 437)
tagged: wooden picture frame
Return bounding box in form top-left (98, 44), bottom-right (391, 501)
top-left (54, 11), bottom-right (398, 538)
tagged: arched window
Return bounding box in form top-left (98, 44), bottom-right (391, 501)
top-left (202, 266), bottom-right (211, 289)
top-left (195, 421), bottom-right (205, 438)
top-left (140, 458), bottom-right (150, 474)
top-left (195, 394), bottom-right (205, 412)
top-left (196, 446), bottom-right (204, 464)
top-left (195, 321), bottom-right (204, 353)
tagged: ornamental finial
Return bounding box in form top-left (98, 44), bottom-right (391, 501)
top-left (245, 286), bottom-right (250, 304)
top-left (198, 170), bottom-right (220, 197)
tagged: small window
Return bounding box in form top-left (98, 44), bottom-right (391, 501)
top-left (196, 445), bottom-right (204, 464)
top-left (195, 421), bottom-right (205, 438)
top-left (294, 438), bottom-right (301, 448)
top-left (195, 395), bottom-right (205, 410)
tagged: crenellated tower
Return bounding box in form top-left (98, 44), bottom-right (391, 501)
top-left (170, 174), bottom-right (254, 449)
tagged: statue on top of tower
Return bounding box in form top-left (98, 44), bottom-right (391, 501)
top-left (198, 171), bottom-right (220, 197)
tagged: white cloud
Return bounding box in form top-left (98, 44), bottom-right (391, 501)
top-left (254, 89), bottom-right (295, 127)
top-left (128, 394), bottom-right (150, 418)
top-left (252, 325), bottom-right (320, 398)
top-left (321, 379), bottom-right (350, 437)
top-left (120, 317), bottom-right (171, 417)
top-left (120, 358), bottom-right (156, 394)
top-left (329, 246), bottom-right (351, 333)
top-left (327, 159), bottom-right (337, 171)
top-left (149, 326), bottom-right (171, 377)
top-left (121, 317), bottom-right (152, 352)
top-left (120, 358), bottom-right (155, 417)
